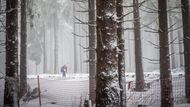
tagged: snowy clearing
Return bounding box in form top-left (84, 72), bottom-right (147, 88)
top-left (1, 70), bottom-right (190, 107)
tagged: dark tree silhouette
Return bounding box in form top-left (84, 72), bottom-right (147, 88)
top-left (133, 0), bottom-right (144, 91)
top-left (20, 0), bottom-right (27, 98)
top-left (4, 0), bottom-right (19, 106)
top-left (181, 0), bottom-right (190, 102)
top-left (158, 0), bottom-right (174, 106)
top-left (88, 0), bottom-right (96, 105)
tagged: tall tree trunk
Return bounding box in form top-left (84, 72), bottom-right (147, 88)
top-left (158, 0), bottom-right (174, 106)
top-left (133, 0), bottom-right (144, 91)
top-left (54, 13), bottom-right (58, 74)
top-left (79, 37), bottom-right (82, 73)
top-left (4, 0), bottom-right (19, 106)
top-left (20, 0), bottom-right (27, 98)
top-left (168, 6), bottom-right (176, 69)
top-left (43, 23), bottom-right (47, 73)
top-left (0, 0), bottom-right (1, 11)
top-left (73, 2), bottom-right (78, 73)
top-left (177, 26), bottom-right (184, 68)
top-left (96, 0), bottom-right (120, 106)
top-left (88, 0), bottom-right (96, 105)
top-left (181, 0), bottom-right (190, 102)
top-left (116, 0), bottom-right (126, 106)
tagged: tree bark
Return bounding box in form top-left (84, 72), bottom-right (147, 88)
top-left (116, 0), bottom-right (126, 106)
top-left (158, 0), bottom-right (174, 106)
top-left (88, 0), bottom-right (96, 105)
top-left (181, 0), bottom-right (190, 102)
top-left (4, 0), bottom-right (19, 106)
top-left (133, 0), bottom-right (144, 91)
top-left (96, 0), bottom-right (120, 106)
top-left (20, 0), bottom-right (27, 98)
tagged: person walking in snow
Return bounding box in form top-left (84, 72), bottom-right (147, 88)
top-left (61, 65), bottom-right (67, 77)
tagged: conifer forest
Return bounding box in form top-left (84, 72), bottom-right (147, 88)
top-left (1, 0), bottom-right (190, 107)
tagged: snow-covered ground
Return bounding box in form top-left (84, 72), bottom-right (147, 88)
top-left (1, 68), bottom-right (190, 107)
top-left (22, 74), bottom-right (89, 107)
top-left (125, 68), bottom-right (188, 107)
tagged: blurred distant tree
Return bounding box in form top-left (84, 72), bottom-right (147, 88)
top-left (28, 41), bottom-right (42, 66)
top-left (27, 0), bottom-right (43, 72)
top-left (168, 0), bottom-right (176, 70)
top-left (27, 0), bottom-right (67, 74)
top-left (4, 0), bottom-right (19, 106)
top-left (53, 12), bottom-right (59, 74)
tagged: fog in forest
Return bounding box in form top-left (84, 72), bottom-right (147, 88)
top-left (0, 0), bottom-right (189, 107)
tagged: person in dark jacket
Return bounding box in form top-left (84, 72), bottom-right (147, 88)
top-left (61, 65), bottom-right (67, 77)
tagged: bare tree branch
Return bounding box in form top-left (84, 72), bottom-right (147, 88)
top-left (142, 57), bottom-right (159, 62)
top-left (72, 33), bottom-right (88, 38)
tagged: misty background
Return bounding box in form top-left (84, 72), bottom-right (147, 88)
top-left (0, 0), bottom-right (183, 75)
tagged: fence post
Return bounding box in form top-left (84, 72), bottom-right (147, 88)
top-left (37, 75), bottom-right (42, 106)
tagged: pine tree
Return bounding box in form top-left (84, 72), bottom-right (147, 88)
top-left (96, 0), bottom-right (120, 106)
top-left (4, 0), bottom-right (19, 106)
top-left (88, 0), bottom-right (96, 105)
top-left (20, 0), bottom-right (27, 98)
top-left (158, 0), bottom-right (174, 106)
top-left (133, 0), bottom-right (144, 91)
top-left (116, 0), bottom-right (126, 106)
top-left (181, 0), bottom-right (190, 102)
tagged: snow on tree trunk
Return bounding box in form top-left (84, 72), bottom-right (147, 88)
top-left (4, 0), bottom-right (19, 106)
top-left (20, 0), bottom-right (27, 98)
top-left (158, 0), bottom-right (174, 106)
top-left (88, 0), bottom-right (96, 105)
top-left (181, 0), bottom-right (190, 102)
top-left (116, 0), bottom-right (126, 106)
top-left (96, 0), bottom-right (120, 106)
top-left (133, 0), bottom-right (145, 91)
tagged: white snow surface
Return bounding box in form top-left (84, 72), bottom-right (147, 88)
top-left (0, 69), bottom-right (190, 107)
